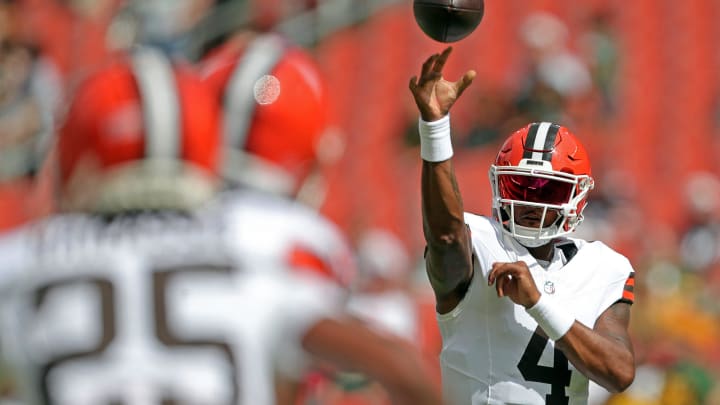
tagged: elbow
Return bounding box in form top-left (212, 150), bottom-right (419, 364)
top-left (423, 221), bottom-right (468, 250)
top-left (606, 364), bottom-right (635, 393)
top-left (425, 232), bottom-right (463, 251)
top-left (423, 212), bottom-right (467, 244)
top-left (616, 366), bottom-right (636, 392)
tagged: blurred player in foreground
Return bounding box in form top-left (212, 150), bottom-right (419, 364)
top-left (408, 46), bottom-right (636, 404)
top-left (0, 47), bottom-right (442, 405)
top-left (200, 22), bottom-right (447, 404)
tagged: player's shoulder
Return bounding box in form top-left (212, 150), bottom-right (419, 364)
top-left (463, 212), bottom-right (505, 242)
top-left (210, 189), bottom-right (355, 284)
top-left (0, 213), bottom-right (93, 252)
top-left (212, 189), bottom-right (343, 235)
top-left (462, 212), bottom-right (514, 261)
top-left (0, 214), bottom-right (99, 284)
top-left (463, 212), bottom-right (497, 233)
top-left (0, 223), bottom-right (34, 284)
top-left (570, 238), bottom-right (634, 276)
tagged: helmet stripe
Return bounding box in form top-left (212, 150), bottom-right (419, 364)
top-left (131, 47), bottom-right (181, 160)
top-left (522, 123), bottom-right (540, 160)
top-left (540, 123), bottom-right (560, 161)
top-left (223, 34), bottom-right (285, 149)
top-left (522, 122), bottom-right (560, 162)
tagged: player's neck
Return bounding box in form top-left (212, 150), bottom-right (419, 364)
top-left (526, 243), bottom-right (555, 262)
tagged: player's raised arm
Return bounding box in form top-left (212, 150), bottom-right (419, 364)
top-left (409, 47), bottom-right (476, 313)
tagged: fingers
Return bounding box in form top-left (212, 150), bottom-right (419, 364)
top-left (421, 47), bottom-right (452, 77)
top-left (432, 46), bottom-right (453, 74)
top-left (455, 70), bottom-right (476, 98)
top-left (496, 273), bottom-right (511, 297)
top-left (488, 262), bottom-right (515, 285)
top-left (417, 47), bottom-right (452, 87)
top-left (419, 53), bottom-right (439, 84)
top-left (490, 263), bottom-right (519, 298)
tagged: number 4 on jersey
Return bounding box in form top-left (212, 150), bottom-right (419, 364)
top-left (517, 331), bottom-right (571, 405)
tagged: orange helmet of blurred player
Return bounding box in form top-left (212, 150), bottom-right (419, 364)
top-left (58, 47), bottom-right (221, 213)
top-left (489, 122), bottom-right (594, 246)
top-left (200, 32), bottom-right (332, 204)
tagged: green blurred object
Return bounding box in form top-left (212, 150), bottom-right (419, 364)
top-left (334, 371), bottom-right (372, 392)
top-left (671, 362), bottom-right (715, 403)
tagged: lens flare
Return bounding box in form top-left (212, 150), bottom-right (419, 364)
top-left (253, 75), bottom-right (281, 105)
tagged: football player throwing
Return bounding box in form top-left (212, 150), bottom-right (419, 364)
top-left (409, 46), bottom-right (635, 405)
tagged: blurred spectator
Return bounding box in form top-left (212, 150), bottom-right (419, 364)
top-left (17, 0), bottom-right (121, 90)
top-left (0, 0), bottom-right (61, 176)
top-left (515, 11), bottom-right (593, 124)
top-left (678, 172), bottom-right (720, 274)
top-left (462, 86), bottom-right (522, 148)
top-left (573, 168), bottom-right (645, 261)
top-left (578, 8), bottom-right (620, 117)
top-left (0, 0), bottom-right (61, 231)
top-left (0, 41), bottom-right (43, 179)
top-left (111, 0), bottom-right (216, 58)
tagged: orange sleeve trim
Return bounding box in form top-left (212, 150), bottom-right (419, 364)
top-left (287, 246), bottom-right (335, 281)
top-left (620, 273), bottom-right (635, 304)
top-left (622, 289), bottom-right (635, 302)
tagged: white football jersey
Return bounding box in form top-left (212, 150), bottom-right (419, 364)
top-left (0, 193), bottom-right (348, 405)
top-left (212, 190), bottom-right (355, 287)
top-left (437, 214), bottom-right (634, 405)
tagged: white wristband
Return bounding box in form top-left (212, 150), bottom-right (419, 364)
top-left (419, 115), bottom-right (453, 162)
top-left (526, 294), bottom-right (575, 341)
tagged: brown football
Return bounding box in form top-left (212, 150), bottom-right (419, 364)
top-left (413, 0), bottom-right (485, 43)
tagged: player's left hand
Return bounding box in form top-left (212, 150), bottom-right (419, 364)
top-left (487, 261), bottom-right (541, 308)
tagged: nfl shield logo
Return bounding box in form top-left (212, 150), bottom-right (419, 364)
top-left (544, 281), bottom-right (555, 294)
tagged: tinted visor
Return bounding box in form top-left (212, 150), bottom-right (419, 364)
top-left (498, 174), bottom-right (574, 205)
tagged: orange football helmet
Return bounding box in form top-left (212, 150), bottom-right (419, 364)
top-left (489, 122), bottom-right (594, 246)
top-left (201, 32), bottom-right (330, 201)
top-left (58, 47), bottom-right (221, 213)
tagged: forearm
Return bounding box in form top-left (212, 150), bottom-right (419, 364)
top-left (421, 160), bottom-right (466, 244)
top-left (556, 323), bottom-right (635, 392)
top-left (419, 115), bottom-right (470, 258)
top-left (422, 157), bottom-right (472, 298)
top-left (341, 336), bottom-right (441, 405)
top-left (303, 318), bottom-right (442, 404)
top-left (524, 297), bottom-right (634, 392)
